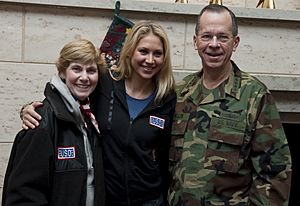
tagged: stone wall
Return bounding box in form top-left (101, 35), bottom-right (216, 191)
top-left (0, 0), bottom-right (299, 202)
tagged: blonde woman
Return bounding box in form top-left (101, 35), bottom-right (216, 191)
top-left (93, 20), bottom-right (176, 205)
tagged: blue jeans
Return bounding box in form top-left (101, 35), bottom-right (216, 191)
top-left (142, 194), bottom-right (165, 206)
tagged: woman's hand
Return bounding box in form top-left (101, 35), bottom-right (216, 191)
top-left (21, 101), bottom-right (43, 129)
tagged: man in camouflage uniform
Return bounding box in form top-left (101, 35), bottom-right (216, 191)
top-left (168, 4), bottom-right (292, 206)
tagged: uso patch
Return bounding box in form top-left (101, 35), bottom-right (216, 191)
top-left (149, 115), bottom-right (165, 129)
top-left (57, 146), bottom-right (76, 160)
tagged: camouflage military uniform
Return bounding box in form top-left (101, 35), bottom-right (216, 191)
top-left (168, 61), bottom-right (292, 206)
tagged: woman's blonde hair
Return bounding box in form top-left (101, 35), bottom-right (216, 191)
top-left (115, 20), bottom-right (175, 103)
top-left (56, 39), bottom-right (106, 75)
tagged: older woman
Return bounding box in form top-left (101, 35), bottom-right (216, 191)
top-left (2, 39), bottom-right (105, 206)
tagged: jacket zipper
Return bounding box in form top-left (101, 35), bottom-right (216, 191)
top-left (125, 117), bottom-right (133, 205)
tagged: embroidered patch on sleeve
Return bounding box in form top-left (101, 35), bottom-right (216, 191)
top-left (149, 115), bottom-right (165, 129)
top-left (57, 146), bottom-right (76, 160)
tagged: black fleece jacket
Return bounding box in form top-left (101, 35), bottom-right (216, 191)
top-left (91, 72), bottom-right (176, 206)
top-left (2, 83), bottom-right (105, 206)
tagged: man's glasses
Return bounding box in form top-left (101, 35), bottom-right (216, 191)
top-left (198, 33), bottom-right (234, 43)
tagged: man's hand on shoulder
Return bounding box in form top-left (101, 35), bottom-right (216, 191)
top-left (21, 101), bottom-right (43, 129)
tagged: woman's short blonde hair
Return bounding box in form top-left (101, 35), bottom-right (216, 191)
top-left (56, 39), bottom-right (106, 75)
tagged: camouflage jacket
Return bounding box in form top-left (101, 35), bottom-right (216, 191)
top-left (168, 61), bottom-right (292, 206)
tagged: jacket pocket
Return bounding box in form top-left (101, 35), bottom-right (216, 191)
top-left (204, 115), bottom-right (246, 173)
top-left (51, 170), bottom-right (86, 205)
top-left (169, 113), bottom-right (189, 163)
